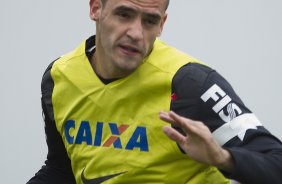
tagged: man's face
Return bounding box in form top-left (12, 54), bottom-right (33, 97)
top-left (90, 0), bottom-right (167, 77)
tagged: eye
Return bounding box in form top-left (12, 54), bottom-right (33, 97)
top-left (145, 19), bottom-right (158, 25)
top-left (116, 11), bottom-right (131, 19)
top-left (143, 18), bottom-right (159, 27)
top-left (143, 14), bottom-right (161, 27)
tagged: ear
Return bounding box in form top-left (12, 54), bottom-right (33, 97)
top-left (158, 14), bottom-right (167, 37)
top-left (89, 0), bottom-right (101, 21)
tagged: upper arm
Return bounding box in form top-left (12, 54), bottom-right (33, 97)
top-left (27, 61), bottom-right (75, 184)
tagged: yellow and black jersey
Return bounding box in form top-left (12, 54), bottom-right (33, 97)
top-left (28, 36), bottom-right (282, 184)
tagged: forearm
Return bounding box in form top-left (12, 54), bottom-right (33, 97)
top-left (27, 161), bottom-right (75, 184)
top-left (225, 147), bottom-right (282, 184)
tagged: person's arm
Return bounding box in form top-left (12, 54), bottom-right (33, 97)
top-left (27, 62), bottom-right (76, 184)
top-left (161, 63), bottom-right (282, 184)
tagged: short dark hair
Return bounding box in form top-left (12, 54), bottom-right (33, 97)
top-left (165, 0), bottom-right (170, 10)
top-left (101, 0), bottom-right (170, 10)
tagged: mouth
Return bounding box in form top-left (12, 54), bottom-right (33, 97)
top-left (119, 44), bottom-right (141, 55)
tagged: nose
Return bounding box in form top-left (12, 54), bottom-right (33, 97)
top-left (126, 19), bottom-right (143, 41)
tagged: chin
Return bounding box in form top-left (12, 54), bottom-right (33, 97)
top-left (116, 58), bottom-right (142, 71)
top-left (116, 63), bottom-right (141, 75)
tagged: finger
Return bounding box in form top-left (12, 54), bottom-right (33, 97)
top-left (169, 112), bottom-right (213, 143)
top-left (163, 126), bottom-right (187, 144)
top-left (167, 111), bottom-right (198, 134)
top-left (160, 111), bottom-right (202, 137)
top-left (159, 111), bottom-right (175, 124)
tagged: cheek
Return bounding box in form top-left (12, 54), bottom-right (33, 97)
top-left (101, 22), bottom-right (125, 42)
top-left (144, 35), bottom-right (157, 52)
top-left (98, 22), bottom-right (116, 44)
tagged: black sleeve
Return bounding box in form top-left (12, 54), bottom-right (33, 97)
top-left (27, 61), bottom-right (76, 184)
top-left (171, 63), bottom-right (282, 184)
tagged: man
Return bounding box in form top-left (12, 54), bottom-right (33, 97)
top-left (27, 0), bottom-right (282, 183)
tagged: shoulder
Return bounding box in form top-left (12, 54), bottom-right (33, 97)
top-left (172, 63), bottom-right (237, 98)
top-left (41, 59), bottom-right (58, 95)
top-left (145, 40), bottom-right (203, 75)
top-left (173, 63), bottom-right (214, 88)
top-left (172, 63), bottom-right (220, 100)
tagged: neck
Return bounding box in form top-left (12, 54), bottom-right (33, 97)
top-left (90, 51), bottom-right (132, 80)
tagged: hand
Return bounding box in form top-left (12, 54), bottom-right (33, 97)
top-left (159, 111), bottom-right (234, 173)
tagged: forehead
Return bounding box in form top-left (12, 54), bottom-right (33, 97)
top-left (104, 0), bottom-right (167, 14)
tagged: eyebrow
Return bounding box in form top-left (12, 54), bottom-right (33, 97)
top-left (114, 5), bottom-right (136, 14)
top-left (114, 5), bottom-right (162, 21)
top-left (143, 11), bottom-right (161, 22)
